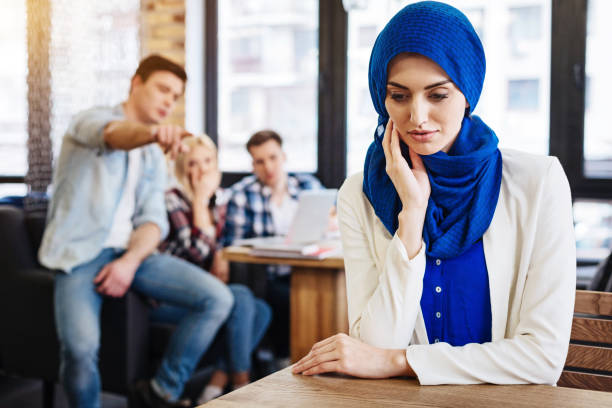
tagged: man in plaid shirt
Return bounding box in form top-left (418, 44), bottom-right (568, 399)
top-left (220, 130), bottom-right (322, 361)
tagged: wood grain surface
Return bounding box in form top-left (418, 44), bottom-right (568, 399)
top-left (221, 246), bottom-right (344, 269)
top-left (574, 290), bottom-right (612, 316)
top-left (290, 266), bottom-right (348, 362)
top-left (570, 317), bottom-right (612, 344)
top-left (565, 344), bottom-right (612, 371)
top-left (558, 371), bottom-right (612, 393)
top-left (202, 367), bottom-right (612, 408)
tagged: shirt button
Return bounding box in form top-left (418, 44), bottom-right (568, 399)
top-left (435, 286), bottom-right (442, 293)
top-left (434, 338), bottom-right (440, 343)
top-left (435, 259), bottom-right (441, 266)
top-left (436, 312), bottom-right (441, 318)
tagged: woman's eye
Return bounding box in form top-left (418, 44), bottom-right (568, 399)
top-left (390, 93), bottom-right (407, 102)
top-left (430, 93), bottom-right (449, 101)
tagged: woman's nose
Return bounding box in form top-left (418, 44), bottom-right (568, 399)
top-left (409, 99), bottom-right (428, 127)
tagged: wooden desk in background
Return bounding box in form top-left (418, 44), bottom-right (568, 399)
top-left (222, 246), bottom-right (347, 363)
top-left (202, 367), bottom-right (612, 408)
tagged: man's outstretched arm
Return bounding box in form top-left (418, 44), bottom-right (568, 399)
top-left (104, 121), bottom-right (189, 157)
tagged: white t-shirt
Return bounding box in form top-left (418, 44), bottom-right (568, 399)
top-left (103, 149), bottom-right (141, 248)
top-left (270, 194), bottom-right (298, 236)
top-left (270, 193), bottom-right (298, 276)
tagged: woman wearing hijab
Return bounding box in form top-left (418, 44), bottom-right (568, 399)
top-left (292, 1), bottom-right (575, 385)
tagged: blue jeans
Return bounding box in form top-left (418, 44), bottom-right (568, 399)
top-left (152, 284), bottom-right (271, 374)
top-left (54, 248), bottom-right (233, 408)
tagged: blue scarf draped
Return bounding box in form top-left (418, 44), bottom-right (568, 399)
top-left (363, 115), bottom-right (502, 259)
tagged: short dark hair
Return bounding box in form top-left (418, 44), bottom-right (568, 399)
top-left (246, 129), bottom-right (283, 152)
top-left (133, 54), bottom-right (187, 84)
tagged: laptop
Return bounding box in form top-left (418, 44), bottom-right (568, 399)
top-left (233, 189), bottom-right (338, 250)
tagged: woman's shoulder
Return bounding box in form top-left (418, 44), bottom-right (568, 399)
top-left (499, 148), bottom-right (568, 196)
top-left (500, 148), bottom-right (564, 179)
top-left (339, 172), bottom-right (365, 201)
top-left (500, 148), bottom-right (556, 167)
top-left (338, 171), bottom-right (379, 220)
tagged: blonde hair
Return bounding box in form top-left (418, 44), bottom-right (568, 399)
top-left (174, 134), bottom-right (219, 198)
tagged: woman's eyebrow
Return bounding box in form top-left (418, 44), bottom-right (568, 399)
top-left (424, 80), bottom-right (451, 90)
top-left (387, 81), bottom-right (409, 89)
top-left (386, 79), bottom-right (452, 90)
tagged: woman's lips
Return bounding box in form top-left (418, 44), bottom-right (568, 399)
top-left (408, 130), bottom-right (437, 142)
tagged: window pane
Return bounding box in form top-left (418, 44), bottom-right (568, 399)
top-left (574, 199), bottom-right (612, 288)
top-left (574, 200), bottom-right (612, 262)
top-left (0, 0), bottom-right (27, 176)
top-left (346, 0), bottom-right (551, 176)
top-left (0, 183), bottom-right (27, 198)
top-left (50, 1), bottom-right (141, 158)
top-left (584, 0), bottom-right (612, 178)
top-left (218, 0), bottom-right (319, 172)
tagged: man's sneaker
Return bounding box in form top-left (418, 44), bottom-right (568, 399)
top-left (131, 379), bottom-right (191, 408)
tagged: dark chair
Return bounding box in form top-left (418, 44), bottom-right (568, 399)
top-left (558, 290), bottom-right (612, 391)
top-left (588, 253), bottom-right (612, 292)
top-left (0, 205), bottom-right (160, 407)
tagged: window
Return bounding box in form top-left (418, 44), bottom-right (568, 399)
top-left (216, 0), bottom-right (319, 173)
top-left (584, 0), bottom-right (612, 179)
top-left (50, 0), bottom-right (140, 157)
top-left (0, 0), bottom-right (28, 178)
top-left (551, 0), bottom-right (612, 199)
top-left (346, 0), bottom-right (552, 175)
top-left (574, 199), bottom-right (612, 264)
top-left (507, 79), bottom-right (539, 111)
top-left (508, 6), bottom-right (542, 57)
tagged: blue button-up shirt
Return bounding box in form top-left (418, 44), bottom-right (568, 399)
top-left (420, 239), bottom-right (492, 346)
top-left (38, 105), bottom-right (169, 272)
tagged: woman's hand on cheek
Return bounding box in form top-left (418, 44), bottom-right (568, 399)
top-left (291, 333), bottom-right (414, 379)
top-left (382, 121), bottom-right (430, 258)
top-left (382, 120), bottom-right (430, 210)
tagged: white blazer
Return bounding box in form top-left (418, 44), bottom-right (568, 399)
top-left (337, 149), bottom-right (576, 385)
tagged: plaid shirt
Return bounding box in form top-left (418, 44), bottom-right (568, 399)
top-left (159, 187), bottom-right (226, 271)
top-left (220, 173), bottom-right (322, 247)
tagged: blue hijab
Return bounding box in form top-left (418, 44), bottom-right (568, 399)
top-left (363, 1), bottom-right (502, 259)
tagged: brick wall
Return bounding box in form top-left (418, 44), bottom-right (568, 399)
top-left (140, 0), bottom-right (186, 126)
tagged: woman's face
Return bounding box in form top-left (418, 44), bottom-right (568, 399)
top-left (385, 53), bottom-right (468, 155)
top-left (185, 145), bottom-right (217, 180)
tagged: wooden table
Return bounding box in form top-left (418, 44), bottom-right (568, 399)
top-left (201, 367), bottom-right (612, 407)
top-left (222, 246), bottom-right (348, 363)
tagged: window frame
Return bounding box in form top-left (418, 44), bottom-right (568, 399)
top-left (204, 0), bottom-right (348, 189)
top-left (550, 0), bottom-right (612, 199)
top-left (6, 0), bottom-right (611, 202)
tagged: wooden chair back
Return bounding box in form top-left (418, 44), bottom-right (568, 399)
top-left (558, 290), bottom-right (612, 392)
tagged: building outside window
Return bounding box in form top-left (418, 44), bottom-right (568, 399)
top-left (507, 79), bottom-right (539, 111)
top-left (584, 0), bottom-right (612, 179)
top-left (574, 0), bottom-right (612, 267)
top-left (345, 0), bottom-right (551, 175)
top-left (0, 0), bottom-right (28, 196)
top-left (217, 0), bottom-right (319, 173)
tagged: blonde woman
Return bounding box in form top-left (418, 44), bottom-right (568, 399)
top-left (157, 135), bottom-right (271, 402)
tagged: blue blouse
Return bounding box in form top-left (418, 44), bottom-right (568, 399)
top-left (420, 239), bottom-right (492, 346)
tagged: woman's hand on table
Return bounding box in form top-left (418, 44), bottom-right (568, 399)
top-left (291, 333), bottom-right (415, 379)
